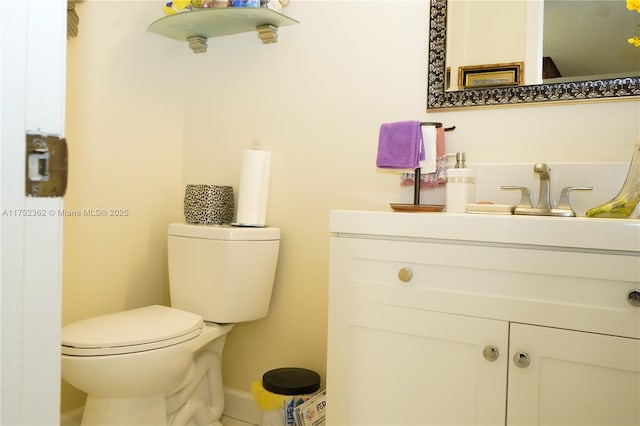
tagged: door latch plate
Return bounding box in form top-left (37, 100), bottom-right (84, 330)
top-left (25, 134), bottom-right (68, 197)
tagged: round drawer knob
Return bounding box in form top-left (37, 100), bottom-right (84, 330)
top-left (628, 289), bottom-right (640, 307)
top-left (483, 345), bottom-right (499, 362)
top-left (398, 268), bottom-right (413, 283)
top-left (513, 351), bottom-right (531, 368)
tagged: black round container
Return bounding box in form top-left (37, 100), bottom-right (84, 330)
top-left (262, 367), bottom-right (321, 396)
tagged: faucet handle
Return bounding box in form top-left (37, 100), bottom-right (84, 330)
top-left (501, 186), bottom-right (533, 208)
top-left (553, 186), bottom-right (593, 217)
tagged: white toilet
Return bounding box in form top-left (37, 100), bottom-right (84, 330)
top-left (61, 223), bottom-right (280, 426)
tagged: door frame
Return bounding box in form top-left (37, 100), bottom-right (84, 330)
top-left (1, 0), bottom-right (66, 423)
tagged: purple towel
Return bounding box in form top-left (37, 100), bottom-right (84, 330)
top-left (376, 120), bottom-right (424, 169)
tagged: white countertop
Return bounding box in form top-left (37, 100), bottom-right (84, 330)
top-left (329, 210), bottom-right (640, 253)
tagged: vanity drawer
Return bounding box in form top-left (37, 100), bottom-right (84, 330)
top-left (329, 237), bottom-right (640, 339)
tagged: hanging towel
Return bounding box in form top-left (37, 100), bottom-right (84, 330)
top-left (376, 120), bottom-right (424, 169)
top-left (419, 124), bottom-right (438, 174)
top-left (402, 126), bottom-right (448, 189)
top-left (436, 126), bottom-right (446, 158)
top-left (422, 126), bottom-right (447, 187)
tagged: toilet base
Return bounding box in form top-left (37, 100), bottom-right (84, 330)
top-left (72, 324), bottom-right (234, 426)
top-left (82, 395), bottom-right (167, 426)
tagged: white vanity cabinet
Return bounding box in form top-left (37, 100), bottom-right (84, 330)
top-left (507, 323), bottom-right (640, 425)
top-left (327, 210), bottom-right (640, 426)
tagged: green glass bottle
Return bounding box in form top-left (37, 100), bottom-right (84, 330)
top-left (586, 143), bottom-right (640, 218)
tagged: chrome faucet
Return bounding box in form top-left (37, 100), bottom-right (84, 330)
top-left (502, 163), bottom-right (592, 217)
top-left (533, 163), bottom-right (551, 210)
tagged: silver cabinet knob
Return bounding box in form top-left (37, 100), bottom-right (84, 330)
top-left (628, 290), bottom-right (640, 307)
top-left (513, 352), bottom-right (531, 368)
top-left (397, 268), bottom-right (413, 283)
top-left (483, 345), bottom-right (499, 362)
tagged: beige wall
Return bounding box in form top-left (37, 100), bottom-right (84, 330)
top-left (181, 0), bottom-right (640, 391)
top-left (62, 0), bottom-right (640, 413)
top-left (62, 0), bottom-right (185, 411)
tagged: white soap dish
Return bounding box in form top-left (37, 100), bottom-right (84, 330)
top-left (467, 203), bottom-right (515, 215)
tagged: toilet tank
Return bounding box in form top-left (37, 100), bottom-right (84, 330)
top-left (167, 223), bottom-right (280, 323)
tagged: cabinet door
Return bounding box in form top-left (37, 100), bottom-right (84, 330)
top-left (326, 300), bottom-right (508, 425)
top-left (508, 323), bottom-right (640, 425)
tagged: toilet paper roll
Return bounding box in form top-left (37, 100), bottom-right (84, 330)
top-left (235, 149), bottom-right (271, 226)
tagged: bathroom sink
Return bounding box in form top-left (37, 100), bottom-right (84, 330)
top-left (329, 210), bottom-right (640, 253)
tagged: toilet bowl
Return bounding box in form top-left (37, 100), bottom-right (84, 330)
top-left (61, 305), bottom-right (234, 425)
top-left (61, 224), bottom-right (280, 425)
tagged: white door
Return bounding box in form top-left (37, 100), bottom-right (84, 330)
top-left (327, 299), bottom-right (508, 426)
top-left (507, 323), bottom-right (640, 426)
top-left (1, 0), bottom-right (66, 424)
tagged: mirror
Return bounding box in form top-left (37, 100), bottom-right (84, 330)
top-left (427, 0), bottom-right (640, 110)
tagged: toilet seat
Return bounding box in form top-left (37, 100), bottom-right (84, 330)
top-left (61, 305), bottom-right (204, 356)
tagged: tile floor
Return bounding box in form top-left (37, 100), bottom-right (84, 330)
top-left (62, 414), bottom-right (256, 426)
top-left (222, 415), bottom-right (257, 426)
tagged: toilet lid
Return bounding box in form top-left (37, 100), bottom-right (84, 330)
top-left (61, 305), bottom-right (204, 356)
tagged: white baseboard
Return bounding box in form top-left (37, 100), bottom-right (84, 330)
top-left (60, 387), bottom-right (260, 426)
top-left (223, 386), bottom-right (261, 425)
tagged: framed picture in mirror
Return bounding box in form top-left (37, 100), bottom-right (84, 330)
top-left (458, 62), bottom-right (523, 90)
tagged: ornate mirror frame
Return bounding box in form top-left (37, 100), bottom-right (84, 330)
top-left (427, 0), bottom-right (640, 110)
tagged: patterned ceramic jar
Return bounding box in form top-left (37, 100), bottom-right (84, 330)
top-left (184, 184), bottom-right (234, 225)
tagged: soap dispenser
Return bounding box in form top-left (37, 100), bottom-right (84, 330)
top-left (446, 152), bottom-right (475, 212)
